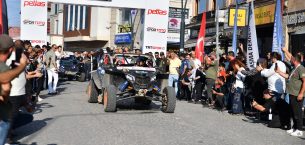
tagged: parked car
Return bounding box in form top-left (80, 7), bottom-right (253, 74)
top-left (87, 53), bottom-right (176, 113)
top-left (58, 56), bottom-right (86, 82)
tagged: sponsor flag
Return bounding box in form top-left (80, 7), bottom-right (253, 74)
top-left (0, 0), bottom-right (8, 34)
top-left (272, 0), bottom-right (284, 59)
top-left (195, 12), bottom-right (206, 63)
top-left (232, 0), bottom-right (239, 54)
top-left (246, 0), bottom-right (259, 69)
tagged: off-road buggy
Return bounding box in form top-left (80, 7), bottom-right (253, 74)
top-left (86, 53), bottom-right (176, 113)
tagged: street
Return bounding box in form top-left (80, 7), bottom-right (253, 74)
top-left (15, 81), bottom-right (305, 145)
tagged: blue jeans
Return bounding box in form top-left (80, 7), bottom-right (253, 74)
top-left (0, 121), bottom-right (10, 145)
top-left (168, 74), bottom-right (179, 94)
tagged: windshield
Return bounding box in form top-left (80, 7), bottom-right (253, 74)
top-left (113, 54), bottom-right (155, 67)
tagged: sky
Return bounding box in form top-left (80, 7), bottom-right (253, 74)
top-left (7, 0), bottom-right (21, 27)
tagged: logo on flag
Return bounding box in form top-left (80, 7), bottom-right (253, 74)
top-left (247, 0), bottom-right (259, 69)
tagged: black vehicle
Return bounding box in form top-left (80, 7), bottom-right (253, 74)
top-left (58, 56), bottom-right (86, 82)
top-left (87, 53), bottom-right (176, 113)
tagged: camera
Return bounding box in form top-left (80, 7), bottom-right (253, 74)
top-left (11, 48), bottom-right (25, 69)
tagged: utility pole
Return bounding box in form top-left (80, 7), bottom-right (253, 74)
top-left (215, 0), bottom-right (220, 59)
top-left (179, 0), bottom-right (188, 53)
top-left (130, 9), bottom-right (138, 51)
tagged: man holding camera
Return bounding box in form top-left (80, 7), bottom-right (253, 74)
top-left (0, 35), bottom-right (28, 144)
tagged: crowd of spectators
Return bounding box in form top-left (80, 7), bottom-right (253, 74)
top-left (164, 44), bottom-right (305, 137)
top-left (0, 34), bottom-right (73, 144)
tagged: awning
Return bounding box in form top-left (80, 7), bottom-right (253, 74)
top-left (184, 37), bottom-right (216, 48)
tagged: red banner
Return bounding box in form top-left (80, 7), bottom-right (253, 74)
top-left (195, 12), bottom-right (206, 63)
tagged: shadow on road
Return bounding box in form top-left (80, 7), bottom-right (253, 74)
top-left (116, 98), bottom-right (161, 112)
top-left (33, 102), bottom-right (55, 114)
top-left (14, 118), bottom-right (53, 143)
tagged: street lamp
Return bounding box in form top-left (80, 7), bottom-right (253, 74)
top-left (179, 0), bottom-right (188, 53)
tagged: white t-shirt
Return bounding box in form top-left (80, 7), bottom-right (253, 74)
top-left (55, 51), bottom-right (62, 68)
top-left (261, 60), bottom-right (286, 93)
top-left (6, 51), bottom-right (26, 96)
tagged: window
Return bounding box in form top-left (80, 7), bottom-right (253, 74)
top-left (69, 5), bottom-right (74, 31)
top-left (75, 5), bottom-right (79, 30)
top-left (65, 5), bottom-right (89, 31)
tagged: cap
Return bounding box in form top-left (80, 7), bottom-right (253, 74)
top-left (0, 34), bottom-right (14, 51)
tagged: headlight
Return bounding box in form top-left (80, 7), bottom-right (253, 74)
top-left (126, 74), bottom-right (135, 82)
top-left (151, 76), bottom-right (156, 81)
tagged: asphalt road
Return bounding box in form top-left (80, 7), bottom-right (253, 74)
top-left (14, 81), bottom-right (305, 145)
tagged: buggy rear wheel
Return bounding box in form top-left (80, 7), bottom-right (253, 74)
top-left (87, 80), bottom-right (98, 103)
top-left (103, 85), bottom-right (117, 112)
top-left (161, 86), bottom-right (176, 113)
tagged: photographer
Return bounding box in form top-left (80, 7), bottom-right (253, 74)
top-left (252, 90), bottom-right (282, 128)
top-left (5, 40), bottom-right (41, 143)
top-left (0, 35), bottom-right (29, 145)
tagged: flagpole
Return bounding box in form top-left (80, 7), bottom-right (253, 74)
top-left (215, 0), bottom-right (220, 59)
top-left (232, 0), bottom-right (239, 55)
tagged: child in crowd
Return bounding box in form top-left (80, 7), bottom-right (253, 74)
top-left (212, 76), bottom-right (227, 110)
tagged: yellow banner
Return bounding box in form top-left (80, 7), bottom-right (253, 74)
top-left (254, 4), bottom-right (275, 25)
top-left (229, 9), bottom-right (247, 27)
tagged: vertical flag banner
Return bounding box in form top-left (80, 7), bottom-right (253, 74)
top-left (272, 0), bottom-right (284, 59)
top-left (21, 0), bottom-right (48, 46)
top-left (0, 0), bottom-right (8, 34)
top-left (195, 12), bottom-right (206, 63)
top-left (232, 0), bottom-right (239, 54)
top-left (247, 0), bottom-right (259, 69)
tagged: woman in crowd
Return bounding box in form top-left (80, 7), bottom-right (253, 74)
top-left (231, 59), bottom-right (246, 114)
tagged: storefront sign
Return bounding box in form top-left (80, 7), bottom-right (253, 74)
top-left (254, 4), bottom-right (275, 25)
top-left (287, 11), bottom-right (305, 25)
top-left (167, 7), bottom-right (189, 42)
top-left (228, 9), bottom-right (246, 27)
top-left (115, 33), bottom-right (131, 44)
top-left (21, 0), bottom-right (47, 46)
top-left (118, 24), bottom-right (131, 33)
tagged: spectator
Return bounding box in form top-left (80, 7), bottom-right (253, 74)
top-left (0, 35), bottom-right (15, 144)
top-left (155, 52), bottom-right (161, 67)
top-left (204, 52), bottom-right (218, 106)
top-left (191, 66), bottom-right (205, 103)
top-left (179, 53), bottom-right (191, 77)
top-left (5, 40), bottom-right (41, 143)
top-left (252, 90), bottom-right (283, 128)
top-left (212, 76), bottom-right (227, 110)
top-left (158, 52), bottom-right (167, 73)
top-left (0, 35), bottom-right (27, 145)
top-left (180, 69), bottom-right (192, 101)
top-left (45, 44), bottom-right (59, 95)
top-left (218, 63), bottom-right (227, 82)
top-left (231, 59), bottom-right (246, 114)
top-left (277, 48), bottom-right (305, 137)
top-left (135, 49), bottom-right (141, 55)
top-left (190, 51), bottom-right (201, 70)
top-left (168, 52), bottom-right (181, 94)
top-left (256, 52), bottom-right (290, 129)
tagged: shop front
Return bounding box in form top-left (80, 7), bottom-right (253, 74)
top-left (254, 3), bottom-right (275, 57)
top-left (287, 10), bottom-right (305, 55)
